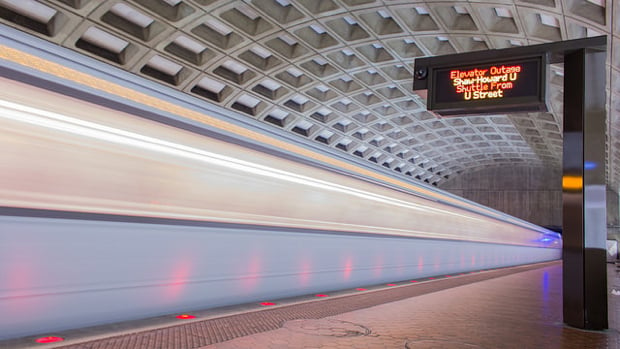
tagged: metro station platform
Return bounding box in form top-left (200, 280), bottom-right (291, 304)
top-left (3, 260), bottom-right (619, 349)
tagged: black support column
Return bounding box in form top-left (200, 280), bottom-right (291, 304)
top-left (562, 48), bottom-right (608, 330)
top-left (412, 36), bottom-right (609, 330)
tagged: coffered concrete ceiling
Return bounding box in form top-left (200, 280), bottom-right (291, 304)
top-left (1, 0), bottom-right (618, 190)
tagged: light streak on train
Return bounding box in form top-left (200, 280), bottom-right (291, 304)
top-left (0, 77), bottom-right (560, 340)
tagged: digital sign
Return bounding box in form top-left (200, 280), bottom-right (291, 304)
top-left (427, 56), bottom-right (547, 115)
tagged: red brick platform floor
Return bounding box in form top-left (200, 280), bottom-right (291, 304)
top-left (5, 261), bottom-right (619, 349)
top-left (200, 261), bottom-right (619, 349)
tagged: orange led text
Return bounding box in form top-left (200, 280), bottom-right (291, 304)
top-left (449, 65), bottom-right (522, 101)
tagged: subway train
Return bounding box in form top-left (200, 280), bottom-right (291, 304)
top-left (0, 63), bottom-right (561, 339)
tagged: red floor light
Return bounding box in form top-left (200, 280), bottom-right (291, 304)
top-left (387, 283), bottom-right (396, 286)
top-left (428, 277), bottom-right (435, 280)
top-left (356, 288), bottom-right (367, 291)
top-left (410, 280), bottom-right (418, 283)
top-left (35, 336), bottom-right (64, 344)
top-left (176, 314), bottom-right (196, 319)
top-left (260, 302), bottom-right (276, 306)
top-left (315, 294), bottom-right (329, 297)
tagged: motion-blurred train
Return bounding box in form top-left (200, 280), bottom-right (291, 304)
top-left (0, 34), bottom-right (560, 340)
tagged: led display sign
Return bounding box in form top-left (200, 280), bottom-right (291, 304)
top-left (427, 56), bottom-right (547, 115)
